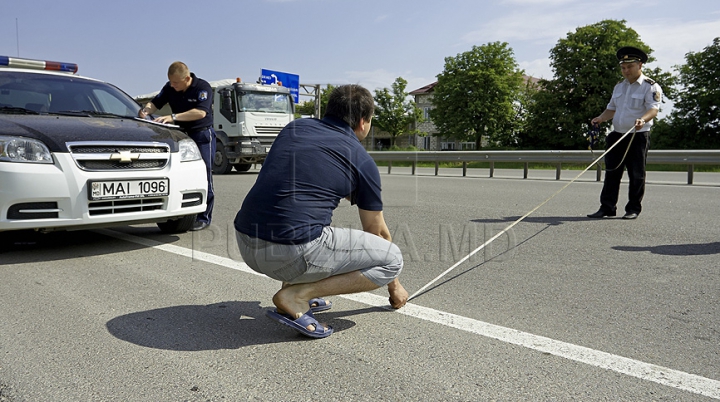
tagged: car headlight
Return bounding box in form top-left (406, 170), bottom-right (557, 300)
top-left (179, 138), bottom-right (202, 162)
top-left (0, 135), bottom-right (53, 164)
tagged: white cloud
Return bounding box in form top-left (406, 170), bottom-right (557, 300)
top-left (518, 58), bottom-right (553, 80)
top-left (632, 18), bottom-right (720, 71)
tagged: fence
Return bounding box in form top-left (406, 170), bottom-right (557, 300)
top-left (368, 150), bottom-right (720, 184)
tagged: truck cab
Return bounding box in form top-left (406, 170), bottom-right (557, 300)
top-left (213, 80), bottom-right (294, 173)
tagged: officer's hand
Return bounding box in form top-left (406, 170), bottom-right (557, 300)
top-left (154, 115), bottom-right (174, 124)
top-left (634, 118), bottom-right (646, 130)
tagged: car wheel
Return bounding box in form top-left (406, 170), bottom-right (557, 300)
top-left (157, 214), bottom-right (196, 234)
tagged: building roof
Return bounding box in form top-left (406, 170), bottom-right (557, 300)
top-left (409, 82), bottom-right (437, 95)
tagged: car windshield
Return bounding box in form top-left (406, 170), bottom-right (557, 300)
top-left (0, 71), bottom-right (140, 117)
top-left (238, 91), bottom-right (292, 114)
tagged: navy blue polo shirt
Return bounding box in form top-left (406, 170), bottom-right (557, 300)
top-left (234, 116), bottom-right (383, 244)
top-left (151, 72), bottom-right (213, 132)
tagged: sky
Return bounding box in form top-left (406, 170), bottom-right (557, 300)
top-left (2, 0), bottom-right (720, 109)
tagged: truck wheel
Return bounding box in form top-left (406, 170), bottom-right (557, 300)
top-left (213, 140), bottom-right (232, 174)
top-left (233, 163), bottom-right (252, 172)
top-left (157, 214), bottom-right (196, 233)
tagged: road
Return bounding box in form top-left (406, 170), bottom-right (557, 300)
top-left (1, 167), bottom-right (719, 401)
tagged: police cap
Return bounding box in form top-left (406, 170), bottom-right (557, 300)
top-left (616, 46), bottom-right (648, 64)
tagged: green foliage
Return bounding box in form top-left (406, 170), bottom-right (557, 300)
top-left (430, 41), bottom-right (524, 149)
top-left (653, 37), bottom-right (720, 149)
top-left (320, 84), bottom-right (336, 117)
top-left (520, 19), bottom-right (673, 150)
top-left (373, 77), bottom-right (424, 146)
top-left (295, 100), bottom-right (316, 117)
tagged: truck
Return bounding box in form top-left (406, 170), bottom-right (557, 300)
top-left (136, 78), bottom-right (295, 174)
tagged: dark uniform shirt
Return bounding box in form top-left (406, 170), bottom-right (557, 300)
top-left (151, 72), bottom-right (213, 133)
top-left (234, 116), bottom-right (383, 244)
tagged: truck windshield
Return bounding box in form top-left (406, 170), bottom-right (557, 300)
top-left (238, 91), bottom-right (292, 114)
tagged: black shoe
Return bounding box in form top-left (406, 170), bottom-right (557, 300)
top-left (191, 221), bottom-right (210, 231)
top-left (587, 210), bottom-right (616, 218)
top-left (622, 213), bottom-right (639, 220)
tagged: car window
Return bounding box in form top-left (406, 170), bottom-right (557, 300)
top-left (92, 88), bottom-right (135, 116)
top-left (0, 71), bottom-right (139, 117)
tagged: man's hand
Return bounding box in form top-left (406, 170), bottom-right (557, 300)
top-left (388, 279), bottom-right (408, 309)
top-left (154, 115), bottom-right (175, 125)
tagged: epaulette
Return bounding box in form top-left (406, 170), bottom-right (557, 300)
top-left (645, 77), bottom-right (656, 85)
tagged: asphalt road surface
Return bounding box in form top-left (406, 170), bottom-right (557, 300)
top-left (1, 167), bottom-right (719, 401)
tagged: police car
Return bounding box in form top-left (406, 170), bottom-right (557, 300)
top-left (0, 56), bottom-right (208, 233)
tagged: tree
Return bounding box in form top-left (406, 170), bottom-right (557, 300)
top-left (652, 37), bottom-right (720, 149)
top-left (430, 41), bottom-right (524, 149)
top-left (295, 100), bottom-right (316, 117)
top-left (521, 19), bottom-right (674, 150)
top-left (373, 77), bottom-right (424, 147)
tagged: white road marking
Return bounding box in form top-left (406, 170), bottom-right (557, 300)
top-left (99, 229), bottom-right (720, 399)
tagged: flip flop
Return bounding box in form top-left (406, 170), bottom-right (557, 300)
top-left (308, 298), bottom-right (332, 313)
top-left (266, 309), bottom-right (333, 339)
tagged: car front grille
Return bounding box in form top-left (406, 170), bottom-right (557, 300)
top-left (88, 198), bottom-right (164, 216)
top-left (182, 192), bottom-right (203, 208)
top-left (67, 141), bottom-right (171, 171)
top-left (7, 202), bottom-right (60, 220)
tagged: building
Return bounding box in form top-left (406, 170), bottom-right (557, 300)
top-left (408, 75), bottom-right (540, 151)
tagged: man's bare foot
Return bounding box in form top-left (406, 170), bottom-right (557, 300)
top-left (272, 286), bottom-right (329, 333)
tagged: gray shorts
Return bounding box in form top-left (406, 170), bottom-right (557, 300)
top-left (235, 226), bottom-right (403, 287)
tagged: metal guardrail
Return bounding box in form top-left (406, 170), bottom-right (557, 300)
top-left (368, 150), bottom-right (720, 184)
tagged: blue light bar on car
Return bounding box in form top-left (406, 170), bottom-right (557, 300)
top-left (0, 55), bottom-right (78, 74)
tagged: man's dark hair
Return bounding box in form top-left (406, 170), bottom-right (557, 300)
top-left (324, 84), bottom-right (374, 129)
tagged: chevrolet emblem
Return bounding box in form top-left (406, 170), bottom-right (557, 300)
top-left (110, 150), bottom-right (140, 163)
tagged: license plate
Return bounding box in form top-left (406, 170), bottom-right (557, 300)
top-left (88, 178), bottom-right (170, 200)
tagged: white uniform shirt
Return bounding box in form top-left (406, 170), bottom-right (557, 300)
top-left (607, 73), bottom-right (663, 133)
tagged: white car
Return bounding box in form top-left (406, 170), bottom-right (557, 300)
top-left (0, 56), bottom-right (208, 233)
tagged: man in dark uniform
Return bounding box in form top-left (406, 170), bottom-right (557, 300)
top-left (587, 47), bottom-right (663, 220)
top-left (139, 61), bottom-right (215, 231)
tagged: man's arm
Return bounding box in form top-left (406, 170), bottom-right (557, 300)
top-left (138, 102), bottom-right (158, 118)
top-left (634, 107), bottom-right (659, 130)
top-left (154, 108), bottom-right (207, 125)
top-left (591, 109), bottom-right (615, 125)
top-left (358, 208), bottom-right (408, 308)
top-left (358, 208), bottom-right (392, 241)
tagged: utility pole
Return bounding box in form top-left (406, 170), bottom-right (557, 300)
top-left (298, 84), bottom-right (321, 117)
top-left (16, 18), bottom-right (20, 56)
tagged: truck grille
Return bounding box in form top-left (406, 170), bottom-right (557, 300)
top-left (67, 142), bottom-right (170, 171)
top-left (254, 126), bottom-right (283, 136)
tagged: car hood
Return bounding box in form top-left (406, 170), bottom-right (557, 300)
top-left (0, 115), bottom-right (188, 152)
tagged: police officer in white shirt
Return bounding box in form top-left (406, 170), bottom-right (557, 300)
top-left (587, 46), bottom-right (663, 220)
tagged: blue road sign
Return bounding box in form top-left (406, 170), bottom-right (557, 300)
top-left (260, 69), bottom-right (299, 103)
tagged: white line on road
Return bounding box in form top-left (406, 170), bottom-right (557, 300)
top-left (99, 229), bottom-right (720, 399)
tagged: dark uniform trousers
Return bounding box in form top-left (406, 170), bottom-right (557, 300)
top-left (188, 127), bottom-right (216, 224)
top-left (600, 130), bottom-right (650, 215)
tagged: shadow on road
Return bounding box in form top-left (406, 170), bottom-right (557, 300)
top-left (613, 241), bottom-right (720, 256)
top-left (0, 227), bottom-right (181, 264)
top-left (106, 302), bottom-right (388, 349)
top-left (472, 215), bottom-right (603, 226)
